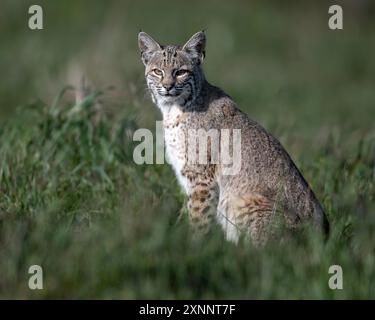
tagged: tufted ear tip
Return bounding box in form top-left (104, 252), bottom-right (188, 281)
top-left (138, 31), bottom-right (150, 43)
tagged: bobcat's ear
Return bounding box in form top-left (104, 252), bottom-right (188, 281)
top-left (182, 31), bottom-right (206, 65)
top-left (138, 32), bottom-right (161, 66)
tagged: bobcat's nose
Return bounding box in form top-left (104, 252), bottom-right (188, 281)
top-left (163, 83), bottom-right (174, 91)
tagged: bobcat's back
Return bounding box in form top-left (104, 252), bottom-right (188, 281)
top-left (189, 84), bottom-right (329, 241)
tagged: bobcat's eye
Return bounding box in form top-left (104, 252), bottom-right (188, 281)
top-left (175, 69), bottom-right (189, 77)
top-left (153, 69), bottom-right (163, 77)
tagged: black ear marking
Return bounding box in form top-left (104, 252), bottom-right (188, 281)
top-left (138, 32), bottom-right (161, 65)
top-left (182, 31), bottom-right (206, 64)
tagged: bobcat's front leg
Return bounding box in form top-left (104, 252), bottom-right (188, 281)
top-left (187, 183), bottom-right (217, 235)
top-left (184, 169), bottom-right (218, 235)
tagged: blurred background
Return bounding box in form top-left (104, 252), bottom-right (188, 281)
top-left (2, 0), bottom-right (374, 134)
top-left (0, 0), bottom-right (374, 299)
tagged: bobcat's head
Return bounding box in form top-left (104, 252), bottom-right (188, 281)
top-left (138, 31), bottom-right (206, 108)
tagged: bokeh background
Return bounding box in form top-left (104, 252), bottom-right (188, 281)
top-left (0, 0), bottom-right (374, 298)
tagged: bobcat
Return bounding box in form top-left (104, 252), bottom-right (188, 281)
top-left (138, 31), bottom-right (329, 246)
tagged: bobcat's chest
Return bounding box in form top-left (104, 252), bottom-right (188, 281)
top-left (162, 105), bottom-right (190, 193)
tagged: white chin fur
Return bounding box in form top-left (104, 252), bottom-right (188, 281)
top-left (156, 93), bottom-right (181, 108)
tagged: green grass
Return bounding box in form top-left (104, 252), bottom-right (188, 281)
top-left (0, 0), bottom-right (374, 299)
top-left (0, 89), bottom-right (374, 299)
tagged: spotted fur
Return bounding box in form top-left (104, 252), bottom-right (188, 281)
top-left (138, 31), bottom-right (329, 246)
